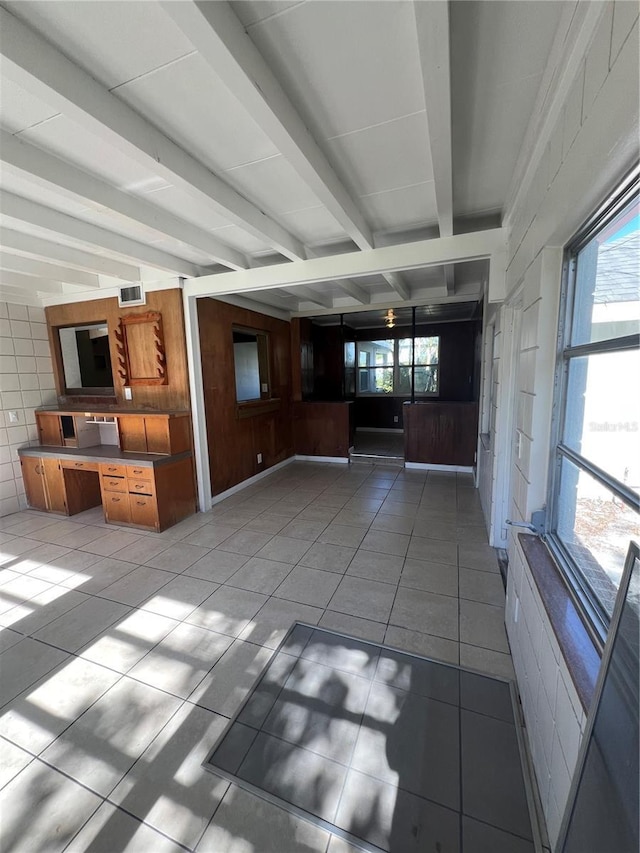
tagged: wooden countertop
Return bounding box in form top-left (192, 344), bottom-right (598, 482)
top-left (18, 444), bottom-right (191, 468)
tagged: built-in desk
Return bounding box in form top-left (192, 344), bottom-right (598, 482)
top-left (18, 445), bottom-right (196, 532)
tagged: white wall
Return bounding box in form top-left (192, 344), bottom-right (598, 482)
top-left (0, 302), bottom-right (57, 516)
top-left (479, 3), bottom-right (639, 847)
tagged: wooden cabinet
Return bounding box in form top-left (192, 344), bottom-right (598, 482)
top-left (118, 416), bottom-right (147, 453)
top-left (129, 494), bottom-right (157, 528)
top-left (118, 413), bottom-right (191, 455)
top-left (103, 491), bottom-right (131, 524)
top-left (21, 457), bottom-right (48, 510)
top-left (21, 456), bottom-right (67, 513)
top-left (23, 406), bottom-right (195, 531)
top-left (98, 458), bottom-right (194, 532)
top-left (37, 413), bottom-right (63, 446)
top-left (35, 409), bottom-right (192, 456)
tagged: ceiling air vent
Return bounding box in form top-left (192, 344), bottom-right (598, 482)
top-left (118, 283), bottom-right (145, 307)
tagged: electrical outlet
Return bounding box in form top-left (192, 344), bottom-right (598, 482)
top-left (257, 453), bottom-right (263, 464)
top-left (124, 387), bottom-right (133, 401)
top-left (393, 415), bottom-right (399, 423)
top-left (8, 411), bottom-right (19, 424)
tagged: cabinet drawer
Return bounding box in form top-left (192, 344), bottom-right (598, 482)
top-left (126, 464), bottom-right (153, 481)
top-left (102, 476), bottom-right (127, 493)
top-left (103, 491), bottom-right (131, 524)
top-left (101, 463), bottom-right (127, 478)
top-left (61, 459), bottom-right (99, 472)
top-left (128, 477), bottom-right (155, 497)
top-left (130, 494), bottom-right (158, 529)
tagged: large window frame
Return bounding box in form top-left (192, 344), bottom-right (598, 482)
top-left (547, 167), bottom-right (640, 642)
top-left (354, 335), bottom-right (439, 397)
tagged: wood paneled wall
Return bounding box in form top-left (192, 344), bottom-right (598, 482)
top-left (197, 298), bottom-right (293, 495)
top-left (293, 401), bottom-right (353, 457)
top-left (404, 402), bottom-right (479, 465)
top-left (45, 289), bottom-right (190, 410)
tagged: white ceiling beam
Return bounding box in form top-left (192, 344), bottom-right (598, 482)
top-left (163, 0), bottom-right (373, 251)
top-left (291, 286), bottom-right (334, 310)
top-left (304, 251), bottom-right (370, 305)
top-left (414, 0), bottom-right (453, 240)
top-left (0, 251), bottom-right (100, 288)
top-left (292, 289), bottom-right (477, 320)
top-left (0, 228), bottom-right (140, 281)
top-left (0, 131), bottom-right (247, 271)
top-left (333, 279), bottom-right (371, 304)
top-left (382, 272), bottom-right (411, 301)
top-left (444, 265), bottom-right (455, 296)
top-left (0, 288), bottom-right (41, 306)
top-left (414, 1), bottom-right (454, 297)
top-left (0, 271), bottom-right (64, 293)
top-left (185, 227), bottom-right (506, 297)
top-left (0, 191), bottom-right (203, 277)
top-left (0, 6), bottom-right (304, 261)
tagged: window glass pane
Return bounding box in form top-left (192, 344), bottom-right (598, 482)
top-left (358, 367), bottom-right (393, 393)
top-left (357, 340), bottom-right (393, 365)
top-left (414, 365), bottom-right (438, 393)
top-left (344, 341), bottom-right (355, 368)
top-left (414, 336), bottom-right (439, 365)
top-left (557, 456), bottom-right (640, 618)
top-left (564, 350), bottom-right (640, 491)
top-left (571, 196), bottom-right (640, 345)
top-left (397, 366), bottom-right (412, 394)
top-left (398, 338), bottom-right (413, 365)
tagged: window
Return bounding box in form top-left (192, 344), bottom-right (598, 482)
top-left (355, 336), bottom-right (439, 396)
top-left (549, 171), bottom-right (639, 635)
top-left (233, 328), bottom-right (269, 402)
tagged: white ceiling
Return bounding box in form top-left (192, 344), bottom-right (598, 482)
top-left (0, 0), bottom-right (566, 312)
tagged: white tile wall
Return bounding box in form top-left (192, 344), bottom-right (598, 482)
top-left (0, 301), bottom-right (56, 516)
top-left (480, 9), bottom-right (638, 848)
top-left (505, 539), bottom-right (588, 846)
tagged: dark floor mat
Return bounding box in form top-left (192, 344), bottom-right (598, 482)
top-left (204, 623), bottom-right (541, 853)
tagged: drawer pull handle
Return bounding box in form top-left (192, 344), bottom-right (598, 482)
top-left (108, 467), bottom-right (117, 472)
top-left (75, 462), bottom-right (84, 468)
top-left (134, 484), bottom-right (144, 490)
top-left (133, 469), bottom-right (143, 474)
top-left (136, 500), bottom-right (145, 506)
top-left (112, 497), bottom-right (120, 503)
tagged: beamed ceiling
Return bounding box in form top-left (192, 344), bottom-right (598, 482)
top-left (0, 0), bottom-right (568, 314)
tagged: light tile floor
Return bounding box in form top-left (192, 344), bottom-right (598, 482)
top-left (0, 461), bottom-right (514, 852)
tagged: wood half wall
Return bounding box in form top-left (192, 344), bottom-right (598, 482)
top-left (45, 289), bottom-right (190, 411)
top-left (197, 298), bottom-right (293, 496)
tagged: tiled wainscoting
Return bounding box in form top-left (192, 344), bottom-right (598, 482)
top-left (506, 538), bottom-right (586, 847)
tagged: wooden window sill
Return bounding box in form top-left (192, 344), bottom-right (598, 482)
top-left (518, 533), bottom-right (601, 711)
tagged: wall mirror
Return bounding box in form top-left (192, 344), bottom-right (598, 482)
top-left (59, 322), bottom-right (114, 395)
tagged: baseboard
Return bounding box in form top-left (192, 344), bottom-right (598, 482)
top-left (356, 427), bottom-right (403, 434)
top-left (210, 456), bottom-right (295, 505)
top-left (294, 454), bottom-right (349, 464)
top-left (404, 462), bottom-right (474, 473)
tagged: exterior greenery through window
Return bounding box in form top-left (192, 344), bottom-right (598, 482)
top-left (549, 170), bottom-right (639, 637)
top-left (351, 336), bottom-right (439, 396)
